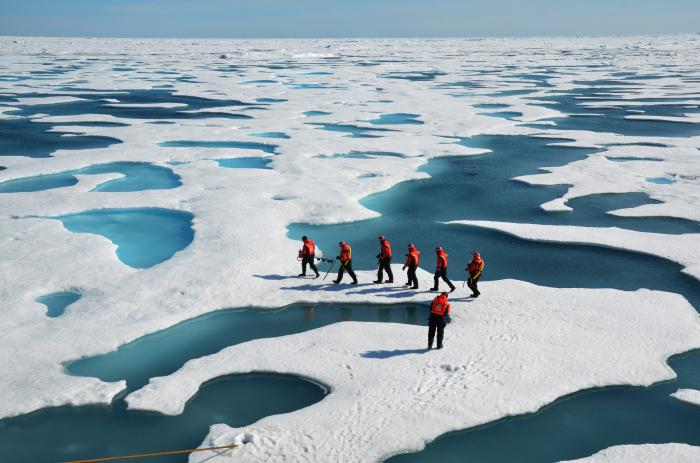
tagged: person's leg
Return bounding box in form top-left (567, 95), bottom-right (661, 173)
top-left (347, 261), bottom-right (358, 283)
top-left (472, 274), bottom-right (481, 296)
top-left (376, 261), bottom-right (384, 283)
top-left (300, 256), bottom-right (308, 276)
top-left (437, 321), bottom-right (445, 349)
top-left (308, 255), bottom-right (320, 277)
top-left (335, 264), bottom-right (345, 283)
top-left (442, 270), bottom-right (456, 291)
top-left (428, 322), bottom-right (436, 349)
top-left (385, 259), bottom-right (394, 282)
top-left (431, 271), bottom-right (440, 291)
top-left (410, 265), bottom-right (418, 289)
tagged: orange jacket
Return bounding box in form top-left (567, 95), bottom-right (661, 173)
top-left (436, 249), bottom-right (448, 270)
top-left (430, 295), bottom-right (451, 316)
top-left (339, 243), bottom-right (352, 263)
top-left (405, 245), bottom-right (420, 267)
top-left (467, 257), bottom-right (484, 278)
top-left (300, 239), bottom-right (315, 256)
top-left (380, 239), bottom-right (392, 259)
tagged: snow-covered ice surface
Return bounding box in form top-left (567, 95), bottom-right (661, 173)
top-left (1, 34), bottom-right (700, 461)
top-left (560, 444), bottom-right (700, 463)
top-left (130, 279), bottom-right (700, 463)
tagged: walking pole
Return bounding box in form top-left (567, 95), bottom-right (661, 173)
top-left (323, 258), bottom-right (337, 281)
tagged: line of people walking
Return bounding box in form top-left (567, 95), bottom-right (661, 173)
top-left (298, 235), bottom-right (485, 299)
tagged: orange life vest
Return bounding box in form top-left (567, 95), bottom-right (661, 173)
top-left (436, 250), bottom-right (448, 269)
top-left (405, 246), bottom-right (420, 266)
top-left (380, 239), bottom-right (392, 259)
top-left (467, 258), bottom-right (484, 278)
top-left (430, 295), bottom-right (450, 316)
top-left (340, 243), bottom-right (352, 262)
top-left (301, 239), bottom-right (315, 255)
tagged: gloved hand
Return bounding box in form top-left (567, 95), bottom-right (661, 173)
top-left (376, 254), bottom-right (380, 259)
top-left (402, 266), bottom-right (406, 271)
top-left (336, 256), bottom-right (340, 260)
top-left (445, 314), bottom-right (452, 324)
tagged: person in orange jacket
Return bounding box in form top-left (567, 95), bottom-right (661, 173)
top-left (430, 246), bottom-right (456, 292)
top-left (466, 251), bottom-right (485, 298)
top-left (428, 292), bottom-right (450, 349)
top-left (374, 236), bottom-right (393, 284)
top-left (403, 243), bottom-right (420, 289)
top-left (333, 241), bottom-right (358, 284)
top-left (298, 236), bottom-right (320, 278)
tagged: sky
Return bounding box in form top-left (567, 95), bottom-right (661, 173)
top-left (1, 0), bottom-right (699, 38)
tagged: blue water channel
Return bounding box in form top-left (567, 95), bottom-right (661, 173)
top-left (0, 162), bottom-right (181, 193)
top-left (54, 208), bottom-right (195, 269)
top-left (215, 157), bottom-right (272, 169)
top-left (524, 86), bottom-right (700, 137)
top-left (0, 373), bottom-right (324, 463)
top-left (0, 303), bottom-right (427, 463)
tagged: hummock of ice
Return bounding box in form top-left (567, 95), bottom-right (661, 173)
top-left (560, 443), bottom-right (700, 463)
top-left (1, 34), bottom-right (700, 461)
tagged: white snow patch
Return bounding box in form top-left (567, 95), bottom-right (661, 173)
top-left (560, 444), bottom-right (700, 463)
top-left (671, 388), bottom-right (700, 407)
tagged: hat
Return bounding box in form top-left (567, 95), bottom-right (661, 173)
top-left (435, 246), bottom-right (442, 251)
top-left (378, 236), bottom-right (385, 240)
top-left (302, 235), bottom-right (308, 241)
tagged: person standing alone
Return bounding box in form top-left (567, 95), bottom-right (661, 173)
top-left (374, 236), bottom-right (393, 284)
top-left (466, 252), bottom-right (485, 298)
top-left (334, 241), bottom-right (358, 284)
top-left (428, 292), bottom-right (450, 350)
top-left (298, 236), bottom-right (320, 278)
top-left (430, 246), bottom-right (456, 292)
top-left (403, 243), bottom-right (420, 289)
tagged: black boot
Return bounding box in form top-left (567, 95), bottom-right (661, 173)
top-left (333, 280), bottom-right (341, 284)
top-left (412, 285), bottom-right (419, 290)
top-left (373, 280), bottom-right (382, 284)
top-left (429, 287), bottom-right (438, 291)
top-left (351, 280), bottom-right (358, 285)
top-left (298, 273), bottom-right (306, 277)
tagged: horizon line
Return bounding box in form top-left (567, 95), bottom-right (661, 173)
top-left (2, 31), bottom-right (699, 41)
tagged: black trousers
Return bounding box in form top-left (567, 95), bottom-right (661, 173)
top-left (468, 274), bottom-right (481, 296)
top-left (301, 254), bottom-right (319, 276)
top-left (428, 314), bottom-right (446, 348)
top-left (433, 268), bottom-right (455, 290)
top-left (377, 257), bottom-right (393, 282)
top-left (337, 260), bottom-right (357, 283)
top-left (406, 264), bottom-right (418, 288)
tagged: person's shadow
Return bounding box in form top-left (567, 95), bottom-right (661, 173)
top-left (361, 348), bottom-right (428, 359)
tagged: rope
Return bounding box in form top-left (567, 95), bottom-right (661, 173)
top-left (63, 444), bottom-right (240, 463)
